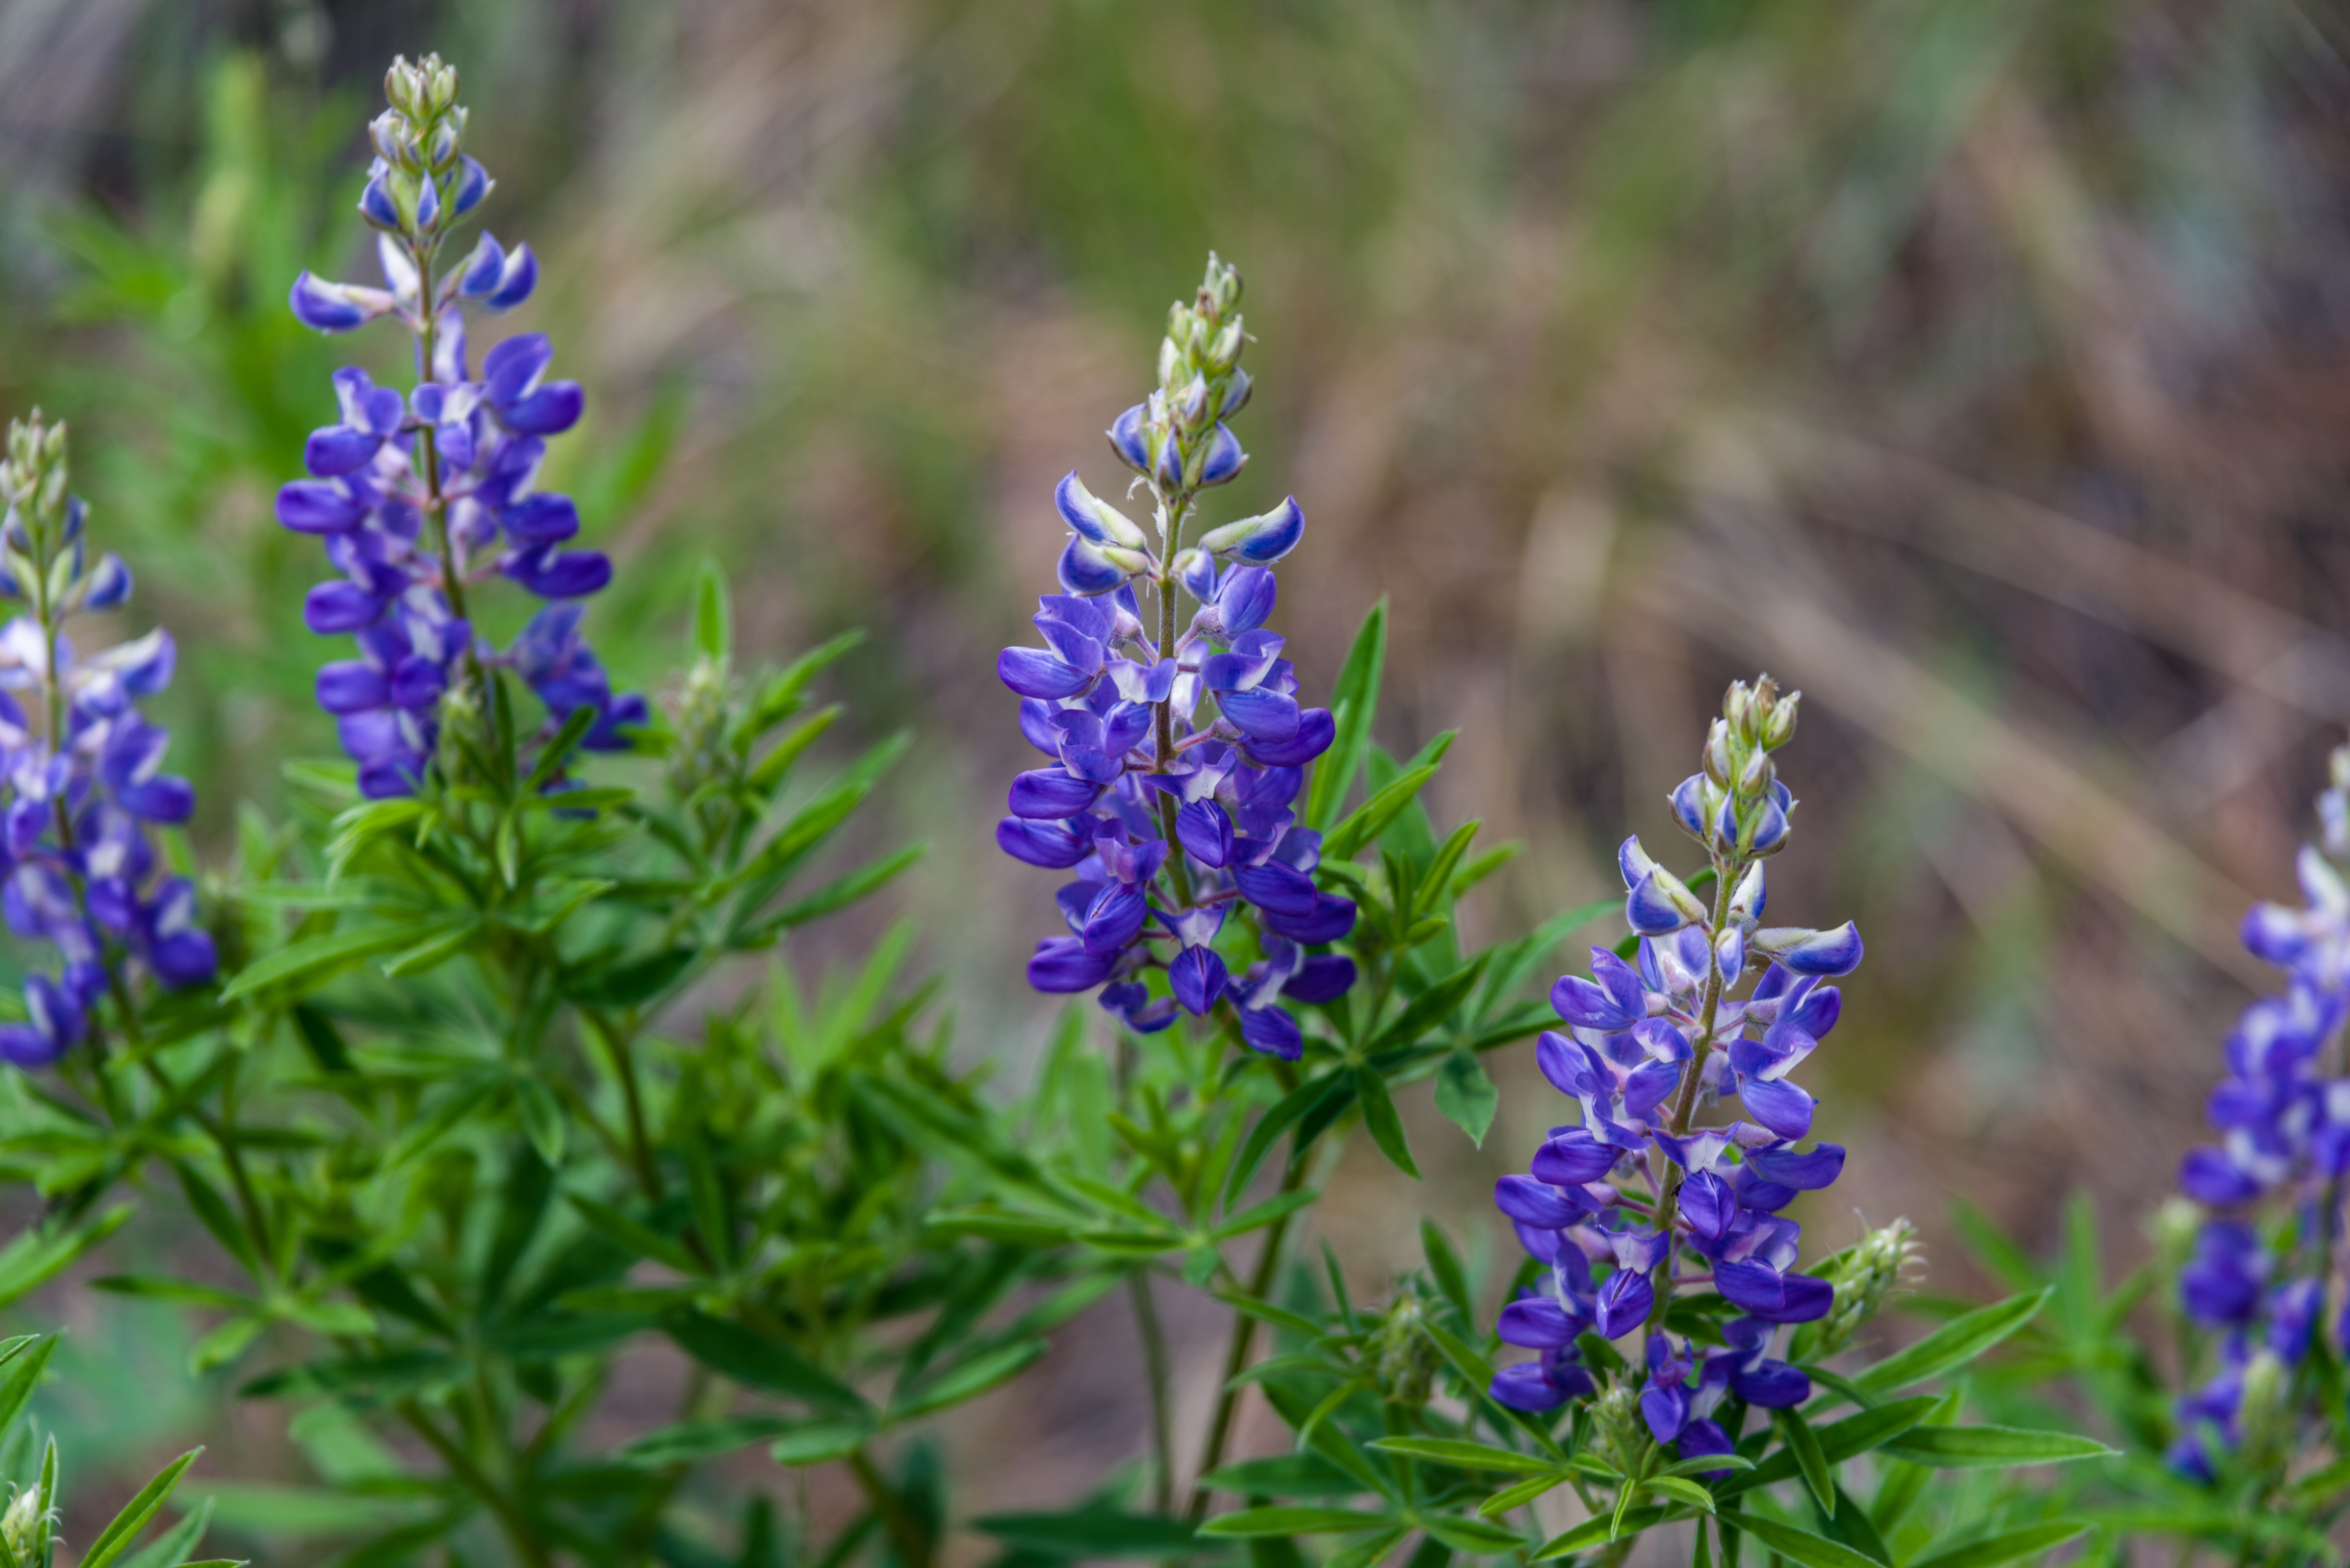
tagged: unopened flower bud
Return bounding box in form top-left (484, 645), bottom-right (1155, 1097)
top-left (1728, 861), bottom-right (1766, 922)
top-left (1207, 319), bottom-right (1245, 371)
top-left (1725, 680), bottom-right (1758, 743)
top-left (1703, 718), bottom-right (1733, 786)
top-left (1175, 375), bottom-right (1210, 430)
top-left (2237, 1349), bottom-right (2290, 1473)
top-left (1762, 688), bottom-right (1800, 749)
top-left (1736, 747), bottom-right (1773, 801)
top-left (1157, 335), bottom-right (1182, 388)
top-left (1372, 1286), bottom-right (1441, 1409)
top-left (3, 1485), bottom-right (53, 1564)
top-left (2147, 1196), bottom-right (2201, 1278)
top-left (1814, 1218), bottom-right (1924, 1355)
top-left (1195, 496), bottom-right (1303, 566)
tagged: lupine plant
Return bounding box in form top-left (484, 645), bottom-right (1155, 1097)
top-left (0, 43), bottom-right (2319, 1568)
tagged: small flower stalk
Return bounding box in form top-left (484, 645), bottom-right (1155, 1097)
top-left (996, 255), bottom-right (1355, 1051)
top-left (1486, 677), bottom-right (1865, 1472)
top-left (0, 412), bottom-right (215, 1065)
top-left (282, 54), bottom-right (640, 797)
top-left (2167, 739), bottom-right (2350, 1481)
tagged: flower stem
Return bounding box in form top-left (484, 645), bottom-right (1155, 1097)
top-left (847, 1447), bottom-right (932, 1568)
top-left (1187, 1152), bottom-right (1308, 1518)
top-left (1130, 1269), bottom-right (1176, 1514)
top-left (1645, 856), bottom-right (1739, 1330)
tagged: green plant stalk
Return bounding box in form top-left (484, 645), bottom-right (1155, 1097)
top-left (398, 1396), bottom-right (551, 1568)
top-left (1130, 1268), bottom-right (1176, 1514)
top-left (1644, 853), bottom-right (1738, 1329)
top-left (1187, 1151), bottom-right (1310, 1518)
top-left (847, 1446), bottom-right (933, 1568)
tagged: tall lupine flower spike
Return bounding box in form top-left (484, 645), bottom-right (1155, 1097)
top-left (0, 412), bottom-right (215, 1067)
top-left (2165, 739), bottom-right (2350, 1482)
top-left (1487, 677), bottom-right (1864, 1476)
top-left (996, 256), bottom-right (1354, 1053)
top-left (281, 55), bottom-right (641, 797)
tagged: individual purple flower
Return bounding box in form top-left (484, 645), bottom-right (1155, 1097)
top-left (994, 257), bottom-right (1354, 1048)
top-left (281, 56), bottom-right (638, 798)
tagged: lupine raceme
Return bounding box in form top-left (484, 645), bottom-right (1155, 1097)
top-left (1486, 678), bottom-right (1864, 1472)
top-left (0, 412), bottom-right (214, 1066)
top-left (2167, 739), bottom-right (2350, 1481)
top-left (996, 255), bottom-right (1356, 1055)
top-left (282, 54), bottom-right (642, 798)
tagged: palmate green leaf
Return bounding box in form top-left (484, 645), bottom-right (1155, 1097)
top-left (1847, 1288), bottom-right (2050, 1399)
top-left (1304, 598), bottom-right (1386, 832)
top-left (972, 1510), bottom-right (1216, 1559)
top-left (1904, 1522), bottom-right (2092, 1568)
top-left (1417, 1512), bottom-right (1525, 1553)
top-left (80, 1448), bottom-right (202, 1568)
top-left (1364, 1438), bottom-right (1551, 1475)
top-left (1876, 1425), bottom-right (2113, 1468)
top-left (618, 1415), bottom-right (797, 1467)
top-left (1733, 1515), bottom-right (1882, 1568)
top-left (1196, 1509), bottom-right (1394, 1539)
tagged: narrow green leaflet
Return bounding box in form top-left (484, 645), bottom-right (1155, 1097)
top-left (0, 1336), bottom-right (59, 1434)
top-left (1418, 1513), bottom-right (1526, 1553)
top-left (1432, 1051), bottom-right (1497, 1146)
top-left (889, 1338), bottom-right (1049, 1420)
top-left (1875, 1426), bottom-right (2113, 1469)
top-left (1323, 762), bottom-right (1442, 864)
top-left (1779, 1408), bottom-right (1836, 1516)
top-left (767, 1421), bottom-right (872, 1466)
top-left (1202, 1455), bottom-right (1361, 1497)
top-left (1532, 1508), bottom-right (1664, 1559)
top-left (79, 1450), bottom-right (203, 1568)
top-left (971, 1511), bottom-right (1212, 1560)
top-left (0, 1206), bottom-right (132, 1308)
top-left (221, 921), bottom-right (448, 1001)
top-left (1304, 599), bottom-right (1386, 831)
top-left (1365, 1438), bottom-right (1552, 1474)
top-left (1733, 1515), bottom-right (1884, 1568)
top-left (1904, 1523), bottom-right (2093, 1568)
top-left (1477, 1474), bottom-right (1571, 1518)
top-left (660, 1311), bottom-right (865, 1412)
top-left (1197, 1510), bottom-right (1394, 1539)
top-left (1848, 1288), bottom-right (2050, 1398)
top-left (1716, 1398), bottom-right (1935, 1498)
top-left (1353, 1067), bottom-right (1419, 1178)
top-left (618, 1416), bottom-right (797, 1466)
top-left (1643, 1478), bottom-right (1715, 1515)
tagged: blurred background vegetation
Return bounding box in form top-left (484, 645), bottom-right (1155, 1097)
top-left (3, 0), bottom-right (2347, 1551)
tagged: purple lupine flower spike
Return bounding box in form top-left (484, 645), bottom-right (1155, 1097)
top-left (2164, 738), bottom-right (2350, 1481)
top-left (994, 256), bottom-right (1354, 1047)
top-left (279, 56), bottom-right (640, 798)
top-left (1484, 678), bottom-right (1863, 1472)
top-left (0, 412), bottom-right (216, 1068)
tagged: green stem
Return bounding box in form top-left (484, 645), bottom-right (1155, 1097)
top-left (1187, 1152), bottom-right (1309, 1518)
top-left (1129, 1269), bottom-right (1176, 1514)
top-left (1644, 855), bottom-right (1738, 1330)
top-left (847, 1447), bottom-right (932, 1568)
top-left (397, 1397), bottom-right (550, 1568)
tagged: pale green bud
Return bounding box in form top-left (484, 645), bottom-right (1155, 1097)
top-left (1157, 335), bottom-right (1182, 388)
top-left (1206, 319), bottom-right (1245, 372)
top-left (1703, 717), bottom-right (1734, 786)
top-left (2147, 1195), bottom-right (2200, 1280)
top-left (2236, 1349), bottom-right (2290, 1474)
top-left (1760, 685), bottom-right (1800, 749)
top-left (1735, 747), bottom-right (1773, 802)
top-left (1371, 1286), bottom-right (1440, 1409)
top-left (1724, 680), bottom-right (1757, 743)
top-left (3, 1485), bottom-right (54, 1564)
top-left (1814, 1218), bottom-right (1924, 1357)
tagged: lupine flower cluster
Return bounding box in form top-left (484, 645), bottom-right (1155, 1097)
top-left (282, 55), bottom-right (641, 797)
top-left (1486, 679), bottom-right (1864, 1469)
top-left (0, 413), bottom-right (214, 1066)
top-left (995, 257), bottom-right (1356, 1058)
top-left (2167, 742), bottom-right (2350, 1481)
